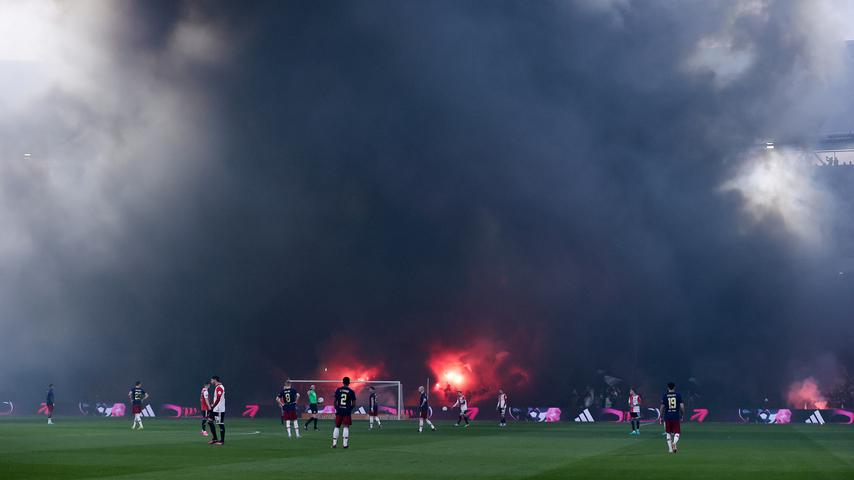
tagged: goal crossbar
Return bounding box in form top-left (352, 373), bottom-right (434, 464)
top-left (289, 379), bottom-right (403, 420)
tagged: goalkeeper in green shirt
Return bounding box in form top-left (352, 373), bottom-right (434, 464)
top-left (305, 385), bottom-right (319, 430)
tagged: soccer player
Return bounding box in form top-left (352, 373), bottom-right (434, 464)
top-left (368, 386), bottom-right (382, 429)
top-left (660, 382), bottom-right (685, 453)
top-left (497, 389), bottom-right (508, 427)
top-left (628, 388), bottom-right (642, 435)
top-left (332, 376), bottom-right (356, 448)
top-left (208, 376), bottom-right (226, 445)
top-left (200, 381), bottom-right (211, 436)
top-left (128, 381), bottom-right (149, 430)
top-left (417, 386), bottom-right (436, 432)
top-left (452, 390), bottom-right (470, 427)
top-left (305, 384), bottom-right (319, 431)
top-left (277, 380), bottom-right (301, 438)
top-left (46, 384), bottom-right (55, 425)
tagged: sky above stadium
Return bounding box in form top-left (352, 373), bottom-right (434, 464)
top-left (1, 0), bottom-right (854, 407)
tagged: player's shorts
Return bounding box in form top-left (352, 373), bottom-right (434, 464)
top-left (282, 409), bottom-right (298, 421)
top-left (212, 412), bottom-right (225, 425)
top-left (335, 414), bottom-right (352, 427)
top-left (420, 409), bottom-right (429, 419)
top-left (630, 412), bottom-right (640, 419)
top-left (46, 404), bottom-right (55, 414)
top-left (369, 407), bottom-right (378, 416)
top-left (309, 403), bottom-right (318, 414)
top-left (664, 419), bottom-right (681, 434)
top-left (498, 407), bottom-right (507, 416)
top-left (132, 404), bottom-right (142, 414)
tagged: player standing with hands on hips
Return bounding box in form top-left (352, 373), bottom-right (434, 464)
top-left (129, 381), bottom-right (149, 430)
top-left (277, 380), bottom-right (301, 438)
top-left (660, 382), bottom-right (685, 453)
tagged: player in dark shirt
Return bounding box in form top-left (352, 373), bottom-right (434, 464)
top-left (128, 381), bottom-right (150, 430)
top-left (46, 384), bottom-right (55, 425)
top-left (277, 380), bottom-right (301, 438)
top-left (659, 382), bottom-right (685, 453)
top-left (368, 386), bottom-right (382, 430)
top-left (417, 386), bottom-right (437, 433)
top-left (332, 376), bottom-right (356, 448)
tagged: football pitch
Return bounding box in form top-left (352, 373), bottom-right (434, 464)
top-left (2, 418), bottom-right (854, 479)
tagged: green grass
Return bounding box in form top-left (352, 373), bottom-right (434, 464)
top-left (2, 417), bottom-right (854, 479)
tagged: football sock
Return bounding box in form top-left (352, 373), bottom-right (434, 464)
top-left (286, 420), bottom-right (292, 437)
top-left (376, 417), bottom-right (381, 426)
top-left (219, 424), bottom-right (225, 442)
top-left (665, 433), bottom-right (673, 452)
top-left (202, 418), bottom-right (207, 432)
top-left (426, 419), bottom-right (435, 430)
top-left (673, 433), bottom-right (680, 445)
top-left (209, 420), bottom-right (218, 441)
top-left (343, 427), bottom-right (349, 447)
top-left (332, 427), bottom-right (340, 446)
top-left (369, 416), bottom-right (374, 428)
top-left (294, 422), bottom-right (300, 438)
top-left (418, 419), bottom-right (424, 432)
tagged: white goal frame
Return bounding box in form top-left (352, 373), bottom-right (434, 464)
top-left (289, 379), bottom-right (403, 420)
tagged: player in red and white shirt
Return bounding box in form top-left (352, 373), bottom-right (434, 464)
top-left (200, 381), bottom-right (212, 437)
top-left (628, 388), bottom-right (642, 435)
top-left (451, 390), bottom-right (470, 428)
top-left (207, 376), bottom-right (226, 445)
top-left (497, 389), bottom-right (508, 427)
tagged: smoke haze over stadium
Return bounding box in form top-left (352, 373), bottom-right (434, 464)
top-left (1, 0), bottom-right (854, 408)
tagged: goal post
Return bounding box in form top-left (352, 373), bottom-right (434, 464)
top-left (289, 379), bottom-right (404, 420)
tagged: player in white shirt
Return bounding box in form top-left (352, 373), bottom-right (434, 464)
top-left (208, 376), bottom-right (226, 445)
top-left (200, 381), bottom-right (212, 437)
top-left (451, 390), bottom-right (470, 427)
top-left (497, 389), bottom-right (508, 427)
top-left (628, 388), bottom-right (642, 435)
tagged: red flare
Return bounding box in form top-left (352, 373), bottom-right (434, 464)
top-left (427, 338), bottom-right (531, 404)
top-left (787, 377), bottom-right (828, 409)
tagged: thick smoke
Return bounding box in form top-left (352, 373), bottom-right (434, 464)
top-left (1, 1), bottom-right (854, 408)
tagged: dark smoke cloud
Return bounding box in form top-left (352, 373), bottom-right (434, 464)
top-left (1, 0), bottom-right (853, 408)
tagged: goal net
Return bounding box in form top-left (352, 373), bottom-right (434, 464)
top-left (289, 379), bottom-right (404, 420)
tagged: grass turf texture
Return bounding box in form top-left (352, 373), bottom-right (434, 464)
top-left (2, 418), bottom-right (854, 479)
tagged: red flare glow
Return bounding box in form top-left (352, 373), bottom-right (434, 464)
top-left (428, 338), bottom-right (530, 404)
top-left (312, 339), bottom-right (385, 394)
top-left (787, 377), bottom-right (828, 409)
